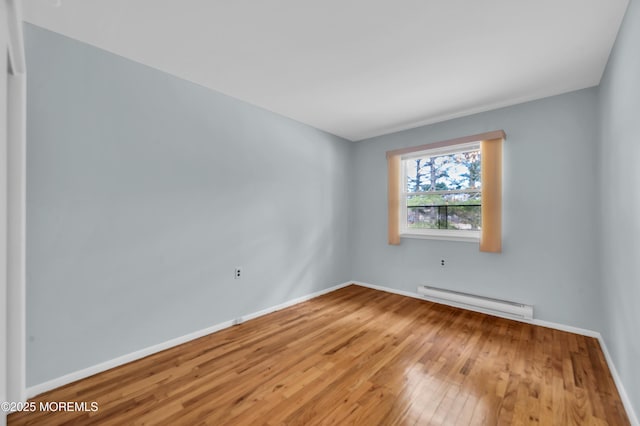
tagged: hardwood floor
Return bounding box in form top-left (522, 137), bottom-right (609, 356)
top-left (9, 285), bottom-right (630, 425)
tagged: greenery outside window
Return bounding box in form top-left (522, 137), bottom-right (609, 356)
top-left (386, 130), bottom-right (504, 252)
top-left (401, 142), bottom-right (481, 241)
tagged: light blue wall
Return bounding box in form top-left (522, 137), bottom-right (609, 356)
top-left (350, 89), bottom-right (602, 331)
top-left (25, 24), bottom-right (352, 386)
top-left (25, 10), bottom-right (639, 422)
top-left (598, 0), bottom-right (640, 420)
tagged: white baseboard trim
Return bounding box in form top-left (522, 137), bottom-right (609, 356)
top-left (352, 280), bottom-right (638, 425)
top-left (26, 320), bottom-right (231, 399)
top-left (24, 279), bottom-right (639, 425)
top-left (351, 281), bottom-right (600, 336)
top-left (529, 318), bottom-right (600, 338)
top-left (237, 281), bottom-right (352, 323)
top-left (351, 280), bottom-right (422, 300)
top-left (596, 335), bottom-right (640, 426)
top-left (26, 281), bottom-right (352, 399)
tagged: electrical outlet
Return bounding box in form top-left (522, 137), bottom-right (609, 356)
top-left (440, 259), bottom-right (445, 267)
top-left (234, 268), bottom-right (242, 279)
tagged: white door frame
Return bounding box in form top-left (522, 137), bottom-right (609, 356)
top-left (1, 1), bottom-right (9, 423)
top-left (2, 2), bottom-right (27, 423)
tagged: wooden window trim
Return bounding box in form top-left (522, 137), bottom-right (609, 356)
top-left (387, 130), bottom-right (505, 252)
top-left (386, 130), bottom-right (505, 159)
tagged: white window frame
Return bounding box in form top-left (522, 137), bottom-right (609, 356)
top-left (399, 141), bottom-right (481, 242)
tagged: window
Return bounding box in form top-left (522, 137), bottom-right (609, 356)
top-left (387, 130), bottom-right (504, 252)
top-left (401, 142), bottom-right (481, 241)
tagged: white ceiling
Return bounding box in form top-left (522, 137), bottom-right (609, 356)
top-left (22, 0), bottom-right (628, 141)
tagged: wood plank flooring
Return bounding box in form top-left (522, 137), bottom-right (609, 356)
top-left (9, 285), bottom-right (630, 425)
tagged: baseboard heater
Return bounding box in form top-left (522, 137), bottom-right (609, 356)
top-left (417, 285), bottom-right (534, 320)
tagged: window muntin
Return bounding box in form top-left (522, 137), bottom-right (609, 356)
top-left (400, 142), bottom-right (481, 239)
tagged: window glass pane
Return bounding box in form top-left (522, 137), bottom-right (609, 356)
top-left (407, 192), bottom-right (481, 207)
top-left (407, 194), bottom-right (481, 230)
top-left (404, 147), bottom-right (482, 232)
top-left (407, 205), bottom-right (440, 229)
top-left (406, 150), bottom-right (481, 192)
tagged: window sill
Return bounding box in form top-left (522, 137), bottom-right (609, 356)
top-left (400, 230), bottom-right (480, 243)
